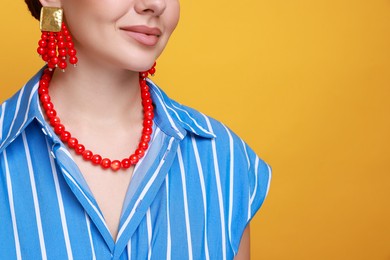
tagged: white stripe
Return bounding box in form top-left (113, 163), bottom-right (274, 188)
top-left (190, 135), bottom-right (210, 260)
top-left (148, 86), bottom-right (184, 139)
top-left (146, 208), bottom-right (152, 260)
top-left (241, 139), bottom-right (250, 170)
top-left (249, 157), bottom-right (259, 206)
top-left (222, 125), bottom-right (235, 252)
top-left (60, 167), bottom-right (108, 230)
top-left (177, 146), bottom-right (193, 260)
top-left (148, 85), bottom-right (190, 136)
top-left (171, 103), bottom-right (215, 136)
top-left (247, 188), bottom-right (251, 221)
top-left (46, 141), bottom-right (74, 260)
top-left (117, 137), bottom-right (175, 240)
top-left (127, 239), bottom-right (132, 260)
top-left (56, 146), bottom-right (109, 233)
top-left (19, 84), bottom-right (39, 133)
top-left (165, 175), bottom-right (171, 260)
top-left (2, 150), bottom-right (22, 260)
top-left (167, 106), bottom-right (197, 133)
top-left (265, 164), bottom-right (272, 197)
top-left (133, 127), bottom-right (161, 174)
top-left (203, 116), bottom-right (227, 260)
top-left (22, 132), bottom-right (47, 260)
top-left (1, 88), bottom-right (25, 147)
top-left (1, 84), bottom-right (39, 149)
top-left (0, 101), bottom-right (6, 140)
top-left (85, 213), bottom-right (96, 260)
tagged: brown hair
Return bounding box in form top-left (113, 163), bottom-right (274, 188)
top-left (24, 0), bottom-right (42, 21)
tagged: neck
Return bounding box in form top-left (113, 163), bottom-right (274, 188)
top-left (48, 65), bottom-right (143, 125)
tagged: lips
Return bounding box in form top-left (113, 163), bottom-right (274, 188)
top-left (120, 26), bottom-right (162, 46)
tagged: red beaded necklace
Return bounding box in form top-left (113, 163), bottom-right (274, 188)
top-left (38, 65), bottom-right (156, 171)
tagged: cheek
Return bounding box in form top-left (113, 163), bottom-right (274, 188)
top-left (63, 0), bottom-right (125, 25)
top-left (165, 1), bottom-right (180, 33)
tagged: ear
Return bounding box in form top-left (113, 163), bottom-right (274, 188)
top-left (38, 0), bottom-right (62, 8)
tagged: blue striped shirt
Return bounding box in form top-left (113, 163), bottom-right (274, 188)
top-left (0, 68), bottom-right (271, 260)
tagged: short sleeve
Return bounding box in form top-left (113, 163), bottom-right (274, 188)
top-left (229, 142), bottom-right (272, 254)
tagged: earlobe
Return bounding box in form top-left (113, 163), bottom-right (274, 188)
top-left (38, 0), bottom-right (62, 8)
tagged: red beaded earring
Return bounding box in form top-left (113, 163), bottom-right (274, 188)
top-left (37, 7), bottom-right (78, 71)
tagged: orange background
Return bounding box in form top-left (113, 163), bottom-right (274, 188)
top-left (1, 0), bottom-right (390, 259)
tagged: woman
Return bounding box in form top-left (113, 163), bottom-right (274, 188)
top-left (0, 0), bottom-right (271, 259)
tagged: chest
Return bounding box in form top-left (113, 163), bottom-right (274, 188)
top-left (0, 139), bottom-right (236, 260)
top-left (75, 158), bottom-right (135, 241)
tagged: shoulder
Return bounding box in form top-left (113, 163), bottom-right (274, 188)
top-left (148, 79), bottom-right (266, 163)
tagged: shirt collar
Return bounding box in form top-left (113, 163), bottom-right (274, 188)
top-left (147, 78), bottom-right (216, 140)
top-left (0, 68), bottom-right (50, 153)
top-left (0, 68), bottom-right (215, 153)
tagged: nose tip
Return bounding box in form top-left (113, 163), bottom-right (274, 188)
top-left (136, 0), bottom-right (166, 16)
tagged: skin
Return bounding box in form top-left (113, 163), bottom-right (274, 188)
top-left (38, 0), bottom-right (250, 258)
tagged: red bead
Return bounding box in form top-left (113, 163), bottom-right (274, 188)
top-left (91, 154), bottom-right (102, 165)
top-left (40, 94), bottom-right (51, 103)
top-left (58, 61), bottom-right (67, 70)
top-left (121, 159), bottom-right (131, 169)
top-left (68, 49), bottom-right (77, 56)
top-left (143, 126), bottom-right (152, 135)
top-left (37, 47), bottom-right (46, 55)
top-left (50, 56), bottom-right (59, 65)
top-left (54, 124), bottom-right (65, 134)
top-left (49, 116), bottom-right (60, 126)
top-left (67, 42), bottom-right (74, 49)
top-left (144, 111), bottom-right (153, 120)
top-left (101, 158), bottom-right (111, 169)
top-left (48, 49), bottom-right (56, 57)
top-left (129, 154), bottom-right (139, 165)
top-left (144, 104), bottom-right (153, 112)
top-left (75, 144), bottom-right (85, 155)
top-left (39, 79), bottom-right (49, 89)
top-left (65, 35), bottom-right (72, 42)
top-left (141, 134), bottom-right (151, 143)
top-left (143, 119), bottom-right (153, 127)
top-left (43, 102), bottom-right (53, 110)
top-left (69, 56), bottom-right (78, 65)
top-left (135, 148), bottom-right (145, 158)
top-left (38, 87), bottom-right (48, 95)
top-left (48, 62), bottom-right (56, 69)
top-left (56, 34), bottom-right (64, 41)
top-left (111, 160), bottom-right (121, 171)
top-left (41, 33), bottom-right (48, 40)
top-left (141, 91), bottom-right (150, 100)
top-left (46, 109), bottom-right (56, 118)
top-left (58, 48), bottom-right (67, 56)
top-left (41, 73), bottom-right (51, 81)
top-left (148, 67), bottom-right (156, 75)
top-left (82, 150), bottom-right (93, 160)
top-left (142, 98), bottom-right (152, 107)
top-left (140, 72), bottom-right (148, 78)
top-left (140, 80), bottom-right (147, 87)
top-left (68, 137), bottom-right (78, 148)
top-left (138, 141), bottom-right (149, 150)
top-left (42, 54), bottom-right (50, 62)
top-left (47, 41), bottom-right (56, 49)
top-left (60, 131), bottom-right (71, 142)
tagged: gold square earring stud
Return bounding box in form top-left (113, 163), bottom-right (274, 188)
top-left (40, 7), bottom-right (63, 32)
